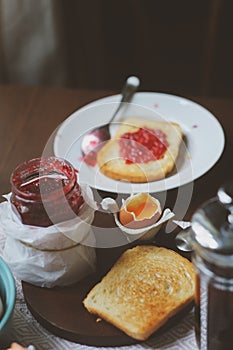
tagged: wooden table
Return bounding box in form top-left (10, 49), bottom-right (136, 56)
top-left (0, 84), bottom-right (232, 211)
top-left (0, 84), bottom-right (232, 348)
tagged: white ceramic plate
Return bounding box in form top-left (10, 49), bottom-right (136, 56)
top-left (53, 92), bottom-right (225, 194)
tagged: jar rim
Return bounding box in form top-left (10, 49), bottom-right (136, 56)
top-left (10, 156), bottom-right (77, 201)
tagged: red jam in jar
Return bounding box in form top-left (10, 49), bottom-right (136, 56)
top-left (119, 127), bottom-right (168, 164)
top-left (10, 157), bottom-right (84, 227)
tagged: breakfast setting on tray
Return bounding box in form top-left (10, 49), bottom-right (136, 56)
top-left (0, 75), bottom-right (230, 350)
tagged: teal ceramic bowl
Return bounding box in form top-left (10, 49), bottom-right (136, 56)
top-left (0, 257), bottom-right (16, 341)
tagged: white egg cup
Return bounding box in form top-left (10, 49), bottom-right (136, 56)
top-left (101, 197), bottom-right (175, 242)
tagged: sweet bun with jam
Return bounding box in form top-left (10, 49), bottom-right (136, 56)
top-left (97, 117), bottom-right (183, 183)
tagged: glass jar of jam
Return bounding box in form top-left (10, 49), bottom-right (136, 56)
top-left (10, 157), bottom-right (84, 227)
top-left (177, 183), bottom-right (233, 350)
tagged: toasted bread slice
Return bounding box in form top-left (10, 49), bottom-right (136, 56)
top-left (97, 117), bottom-right (182, 182)
top-left (83, 245), bottom-right (195, 341)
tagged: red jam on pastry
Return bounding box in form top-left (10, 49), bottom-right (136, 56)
top-left (119, 127), bottom-right (168, 164)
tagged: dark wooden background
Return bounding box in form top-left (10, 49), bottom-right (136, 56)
top-left (60, 0), bottom-right (233, 97)
top-left (0, 0), bottom-right (232, 97)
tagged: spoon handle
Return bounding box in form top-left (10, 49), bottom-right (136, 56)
top-left (108, 76), bottom-right (140, 125)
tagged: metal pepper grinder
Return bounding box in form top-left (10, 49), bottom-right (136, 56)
top-left (176, 183), bottom-right (233, 350)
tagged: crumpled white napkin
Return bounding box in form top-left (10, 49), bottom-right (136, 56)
top-left (0, 185), bottom-right (97, 288)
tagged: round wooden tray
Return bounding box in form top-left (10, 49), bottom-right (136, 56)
top-left (22, 240), bottom-right (193, 347)
top-left (22, 246), bottom-right (137, 347)
top-left (22, 275), bottom-right (137, 346)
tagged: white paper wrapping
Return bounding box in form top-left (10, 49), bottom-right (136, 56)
top-left (173, 219), bottom-right (192, 230)
top-left (0, 186), bottom-right (97, 288)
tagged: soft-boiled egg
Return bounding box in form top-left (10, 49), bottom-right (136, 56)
top-left (119, 193), bottom-right (162, 229)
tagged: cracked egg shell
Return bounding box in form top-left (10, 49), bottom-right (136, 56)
top-left (119, 193), bottom-right (162, 229)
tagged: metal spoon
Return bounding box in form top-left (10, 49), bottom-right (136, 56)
top-left (81, 76), bottom-right (140, 158)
